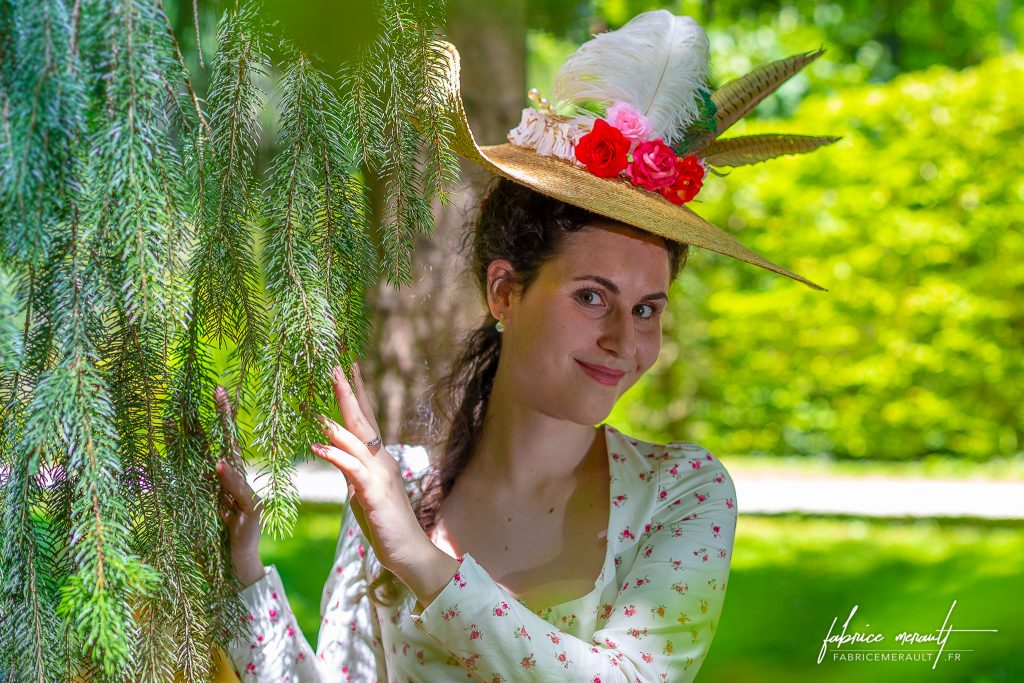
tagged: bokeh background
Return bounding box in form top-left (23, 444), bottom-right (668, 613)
top-left (163, 1), bottom-right (1023, 681)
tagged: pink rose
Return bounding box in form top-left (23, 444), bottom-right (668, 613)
top-left (626, 139), bottom-right (680, 191)
top-left (606, 101), bottom-right (652, 150)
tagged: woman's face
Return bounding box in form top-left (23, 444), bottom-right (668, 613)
top-left (491, 221), bottom-right (673, 426)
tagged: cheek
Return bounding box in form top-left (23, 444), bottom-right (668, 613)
top-left (637, 328), bottom-right (663, 370)
top-left (536, 298), bottom-right (591, 343)
top-left (507, 305), bottom-right (576, 368)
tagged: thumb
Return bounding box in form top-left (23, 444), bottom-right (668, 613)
top-left (218, 459), bottom-right (257, 505)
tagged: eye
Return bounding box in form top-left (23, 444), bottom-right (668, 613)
top-left (635, 302), bottom-right (663, 320)
top-left (577, 289), bottom-right (664, 320)
top-left (575, 288), bottom-right (605, 307)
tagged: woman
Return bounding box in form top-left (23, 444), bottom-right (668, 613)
top-left (221, 8), bottom-right (834, 680)
top-left (220, 177), bottom-right (737, 682)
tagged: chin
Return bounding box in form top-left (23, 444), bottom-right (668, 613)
top-left (566, 393), bottom-right (618, 426)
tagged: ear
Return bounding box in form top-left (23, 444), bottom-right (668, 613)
top-left (485, 259), bottom-right (517, 320)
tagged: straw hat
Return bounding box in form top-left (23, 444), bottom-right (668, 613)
top-left (434, 10), bottom-right (839, 291)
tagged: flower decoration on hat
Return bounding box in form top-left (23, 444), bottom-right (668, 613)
top-left (506, 10), bottom-right (840, 206)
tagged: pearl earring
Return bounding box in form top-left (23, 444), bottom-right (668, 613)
top-left (495, 313), bottom-right (505, 333)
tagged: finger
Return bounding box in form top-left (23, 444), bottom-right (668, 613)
top-left (350, 363), bottom-right (381, 436)
top-left (317, 415), bottom-right (376, 465)
top-left (218, 486), bottom-right (236, 508)
top-left (217, 459), bottom-right (259, 511)
top-left (311, 442), bottom-right (366, 479)
top-left (330, 366), bottom-right (380, 450)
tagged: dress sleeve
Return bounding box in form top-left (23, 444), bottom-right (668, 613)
top-left (224, 450), bottom-right (405, 682)
top-left (408, 443), bottom-right (738, 682)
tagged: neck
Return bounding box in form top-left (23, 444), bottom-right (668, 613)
top-left (464, 363), bottom-right (605, 494)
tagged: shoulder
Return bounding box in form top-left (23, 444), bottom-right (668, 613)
top-left (661, 440), bottom-right (733, 482)
top-left (662, 440), bottom-right (736, 498)
top-left (655, 440), bottom-right (738, 524)
top-left (608, 426), bottom-right (737, 514)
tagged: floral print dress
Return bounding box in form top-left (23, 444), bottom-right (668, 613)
top-left (226, 423), bottom-right (738, 682)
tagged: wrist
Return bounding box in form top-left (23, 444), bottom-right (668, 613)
top-left (396, 542), bottom-right (460, 609)
top-left (235, 557), bottom-right (267, 588)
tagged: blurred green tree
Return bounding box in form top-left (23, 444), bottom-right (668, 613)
top-left (613, 52), bottom-right (1023, 462)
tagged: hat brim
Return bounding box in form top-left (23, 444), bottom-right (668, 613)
top-left (436, 42), bottom-right (827, 292)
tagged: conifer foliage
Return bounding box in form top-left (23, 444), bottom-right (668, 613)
top-left (0, 0), bottom-right (455, 679)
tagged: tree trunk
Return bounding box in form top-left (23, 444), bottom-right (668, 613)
top-left (364, 0), bottom-right (527, 447)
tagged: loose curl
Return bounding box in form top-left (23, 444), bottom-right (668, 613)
top-left (365, 177), bottom-right (690, 607)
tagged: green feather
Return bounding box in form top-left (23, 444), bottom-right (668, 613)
top-left (675, 90), bottom-right (718, 156)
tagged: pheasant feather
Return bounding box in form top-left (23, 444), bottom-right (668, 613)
top-left (550, 10), bottom-right (710, 147)
top-left (711, 49), bottom-right (825, 139)
top-left (702, 134), bottom-right (841, 167)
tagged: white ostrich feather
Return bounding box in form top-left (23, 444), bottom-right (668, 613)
top-left (550, 10), bottom-right (710, 147)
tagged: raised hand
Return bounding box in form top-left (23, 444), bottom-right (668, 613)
top-left (213, 386), bottom-right (266, 588)
top-left (312, 363), bottom-right (432, 578)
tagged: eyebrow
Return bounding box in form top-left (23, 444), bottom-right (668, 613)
top-left (571, 275), bottom-right (668, 302)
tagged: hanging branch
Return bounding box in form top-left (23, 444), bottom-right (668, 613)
top-left (1, 1), bottom-right (85, 679)
top-left (0, 0), bottom-right (82, 266)
top-left (0, 0), bottom-right (457, 678)
top-left (319, 84), bottom-right (377, 365)
top-left (82, 0), bottom-right (179, 328)
top-left (45, 208), bottom-right (158, 678)
top-left (412, 0), bottom-right (459, 206)
top-left (193, 3), bottom-right (268, 403)
top-left (251, 52), bottom-right (341, 538)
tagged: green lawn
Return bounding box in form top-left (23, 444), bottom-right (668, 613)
top-left (264, 505), bottom-right (1024, 682)
top-left (703, 514), bottom-right (1022, 683)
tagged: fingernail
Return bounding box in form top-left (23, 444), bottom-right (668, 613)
top-left (316, 414), bottom-right (330, 429)
top-left (311, 443), bottom-right (325, 456)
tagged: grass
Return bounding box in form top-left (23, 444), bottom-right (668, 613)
top-left (703, 514), bottom-right (1024, 683)
top-left (266, 504), bottom-right (1024, 682)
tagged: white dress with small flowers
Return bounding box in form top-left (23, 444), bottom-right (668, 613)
top-left (226, 423), bottom-right (738, 683)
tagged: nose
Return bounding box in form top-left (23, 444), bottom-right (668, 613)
top-left (597, 306), bottom-right (636, 359)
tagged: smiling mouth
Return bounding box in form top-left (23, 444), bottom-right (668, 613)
top-left (575, 360), bottom-right (625, 385)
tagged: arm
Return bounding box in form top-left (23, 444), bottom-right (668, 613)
top-left (225, 462), bottom-right (395, 682)
top-left (315, 492), bottom-right (389, 681)
top-left (407, 444), bottom-right (738, 682)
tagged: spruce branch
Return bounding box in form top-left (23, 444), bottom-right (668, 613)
top-left (194, 2), bottom-right (268, 403)
top-left (81, 0), bottom-right (179, 328)
top-left (1, 0), bottom-right (460, 677)
top-left (318, 103), bottom-right (377, 364)
top-left (0, 0), bottom-right (83, 266)
top-left (158, 1), bottom-right (209, 136)
top-left (252, 52), bottom-right (341, 538)
top-left (1, 445), bottom-right (64, 682)
top-left (27, 209), bottom-right (157, 677)
top-left (161, 299), bottom-right (243, 680)
top-left (412, 0), bottom-right (458, 205)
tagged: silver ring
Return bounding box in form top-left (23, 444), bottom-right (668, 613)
top-left (364, 435), bottom-right (382, 450)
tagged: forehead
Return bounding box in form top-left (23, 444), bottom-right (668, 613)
top-left (548, 222), bottom-right (672, 286)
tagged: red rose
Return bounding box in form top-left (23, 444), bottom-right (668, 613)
top-left (660, 155), bottom-right (706, 205)
top-left (574, 119), bottom-right (630, 178)
top-left (626, 139), bottom-right (680, 191)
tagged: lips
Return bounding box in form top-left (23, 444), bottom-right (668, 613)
top-left (575, 359), bottom-right (626, 385)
